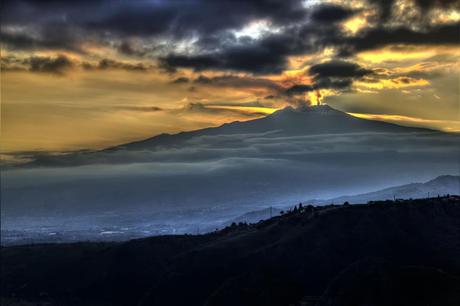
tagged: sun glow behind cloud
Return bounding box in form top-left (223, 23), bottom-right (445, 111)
top-left (234, 20), bottom-right (281, 39)
top-left (359, 50), bottom-right (428, 64)
top-left (342, 9), bottom-right (374, 35)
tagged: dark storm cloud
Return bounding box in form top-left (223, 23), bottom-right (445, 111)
top-left (158, 22), bottom-right (336, 74)
top-left (117, 41), bottom-right (149, 57)
top-left (341, 23), bottom-right (460, 54)
top-left (172, 77), bottom-right (190, 84)
top-left (80, 58), bottom-right (154, 72)
top-left (311, 4), bottom-right (355, 23)
top-left (284, 61), bottom-right (373, 95)
top-left (368, 0), bottom-right (460, 21)
top-left (193, 75), bottom-right (282, 91)
top-left (1, 54), bottom-right (153, 74)
top-left (315, 78), bottom-right (354, 90)
top-left (308, 61), bottom-right (373, 92)
top-left (309, 61), bottom-right (373, 79)
top-left (159, 44), bottom-right (289, 74)
top-left (367, 0), bottom-right (395, 21)
top-left (161, 55), bottom-right (221, 73)
top-left (1, 1), bottom-right (100, 26)
top-left (284, 79), bottom-right (353, 96)
top-left (0, 28), bottom-right (84, 53)
top-left (2, 0), bottom-right (459, 75)
top-left (0, 0), bottom-right (310, 74)
top-left (285, 84), bottom-right (315, 95)
top-left (159, 18), bottom-right (459, 74)
top-left (105, 0), bottom-right (307, 35)
top-left (1, 0), bottom-right (307, 37)
top-left (65, 0), bottom-right (309, 45)
top-left (96, 59), bottom-right (150, 71)
top-left (28, 55), bottom-right (74, 74)
top-left (0, 0), bottom-right (324, 74)
top-left (414, 0), bottom-right (460, 10)
top-left (194, 75), bottom-right (213, 84)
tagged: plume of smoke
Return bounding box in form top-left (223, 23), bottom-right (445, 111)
top-left (294, 97), bottom-right (312, 111)
top-left (315, 90), bottom-right (323, 105)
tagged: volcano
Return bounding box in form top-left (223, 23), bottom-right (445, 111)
top-left (112, 104), bottom-right (433, 152)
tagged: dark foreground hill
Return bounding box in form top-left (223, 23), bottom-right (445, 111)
top-left (2, 197), bottom-right (460, 306)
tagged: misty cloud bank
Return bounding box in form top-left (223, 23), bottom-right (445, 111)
top-left (3, 131), bottom-right (459, 213)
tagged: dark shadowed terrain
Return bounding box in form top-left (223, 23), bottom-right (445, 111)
top-left (2, 197), bottom-right (460, 306)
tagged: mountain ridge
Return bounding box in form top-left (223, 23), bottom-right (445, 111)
top-left (314, 174), bottom-right (460, 204)
top-left (226, 175), bottom-right (460, 225)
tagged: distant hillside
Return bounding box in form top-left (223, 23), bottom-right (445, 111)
top-left (315, 175), bottom-right (460, 204)
top-left (2, 197), bottom-right (460, 306)
top-left (227, 175), bottom-right (460, 225)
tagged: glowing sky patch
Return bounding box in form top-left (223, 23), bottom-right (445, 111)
top-left (234, 20), bottom-right (280, 39)
top-left (342, 14), bottom-right (368, 34)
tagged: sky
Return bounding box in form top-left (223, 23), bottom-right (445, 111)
top-left (1, 0), bottom-right (459, 153)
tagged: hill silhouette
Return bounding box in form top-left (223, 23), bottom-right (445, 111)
top-left (2, 196), bottom-right (460, 306)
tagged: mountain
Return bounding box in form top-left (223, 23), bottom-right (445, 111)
top-left (2, 197), bottom-right (460, 306)
top-left (2, 105), bottom-right (459, 244)
top-left (314, 175), bottom-right (460, 204)
top-left (13, 105), bottom-right (436, 167)
top-left (114, 105), bottom-right (433, 152)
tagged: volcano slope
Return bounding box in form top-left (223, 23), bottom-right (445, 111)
top-left (2, 197), bottom-right (460, 306)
